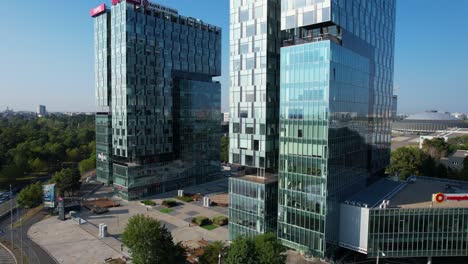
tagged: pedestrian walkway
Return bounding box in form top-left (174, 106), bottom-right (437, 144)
top-left (0, 242), bottom-right (16, 264)
top-left (28, 217), bottom-right (122, 264)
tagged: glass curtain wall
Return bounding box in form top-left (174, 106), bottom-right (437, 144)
top-left (368, 208), bottom-right (468, 258)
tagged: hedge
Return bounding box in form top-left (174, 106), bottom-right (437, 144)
top-left (162, 199), bottom-right (178, 207)
top-left (212, 215), bottom-right (228, 226)
top-left (192, 216), bottom-right (211, 226)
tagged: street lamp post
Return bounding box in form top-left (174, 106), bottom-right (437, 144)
top-left (376, 249), bottom-right (385, 264)
top-left (9, 185), bottom-right (13, 248)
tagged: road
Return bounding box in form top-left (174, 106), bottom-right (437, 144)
top-left (391, 135), bottom-right (420, 151)
top-left (0, 208), bottom-right (58, 264)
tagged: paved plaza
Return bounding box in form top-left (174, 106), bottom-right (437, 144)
top-left (28, 217), bottom-right (122, 264)
top-left (28, 178), bottom-right (230, 263)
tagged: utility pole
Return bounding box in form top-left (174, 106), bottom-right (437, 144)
top-left (9, 185), bottom-right (13, 248)
top-left (19, 206), bottom-right (23, 264)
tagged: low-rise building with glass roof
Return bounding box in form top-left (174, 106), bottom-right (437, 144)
top-left (339, 176), bottom-right (468, 262)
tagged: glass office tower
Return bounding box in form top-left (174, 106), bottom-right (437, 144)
top-left (228, 0), bottom-right (281, 239)
top-left (92, 0), bottom-right (222, 200)
top-left (278, 0), bottom-right (396, 258)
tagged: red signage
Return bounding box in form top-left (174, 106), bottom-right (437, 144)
top-left (90, 4), bottom-right (106, 17)
top-left (447, 195), bottom-right (468, 202)
top-left (433, 193), bottom-right (468, 203)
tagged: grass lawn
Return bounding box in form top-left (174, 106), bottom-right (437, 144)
top-left (14, 205), bottom-right (44, 228)
top-left (201, 224), bottom-right (218, 231)
top-left (159, 208), bottom-right (173, 214)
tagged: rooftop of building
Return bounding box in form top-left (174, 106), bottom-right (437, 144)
top-left (232, 174), bottom-right (278, 185)
top-left (405, 111), bottom-right (461, 121)
top-left (451, 150), bottom-right (468, 159)
top-left (345, 176), bottom-right (468, 209)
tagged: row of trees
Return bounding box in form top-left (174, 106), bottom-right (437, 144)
top-left (16, 167), bottom-right (82, 208)
top-left (122, 214), bottom-right (286, 264)
top-left (389, 138), bottom-right (468, 180)
top-left (0, 115), bottom-right (95, 188)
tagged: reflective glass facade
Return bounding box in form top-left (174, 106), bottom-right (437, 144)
top-left (96, 114), bottom-right (113, 184)
top-left (93, 1), bottom-right (222, 200)
top-left (229, 0), bottom-right (281, 172)
top-left (368, 208), bottom-right (468, 258)
top-left (229, 176), bottom-right (278, 239)
top-left (277, 0), bottom-right (395, 258)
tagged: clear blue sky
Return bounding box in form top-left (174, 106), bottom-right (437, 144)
top-left (0, 0), bottom-right (467, 114)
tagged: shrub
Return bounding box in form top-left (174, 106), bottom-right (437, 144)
top-left (162, 199), bottom-right (178, 207)
top-left (192, 216), bottom-right (211, 226)
top-left (141, 200), bottom-right (156, 206)
top-left (212, 215), bottom-right (228, 226)
top-left (175, 195), bottom-right (193, 203)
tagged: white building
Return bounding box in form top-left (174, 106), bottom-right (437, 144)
top-left (36, 105), bottom-right (47, 117)
top-left (223, 112), bottom-right (229, 123)
top-left (451, 112), bottom-right (467, 120)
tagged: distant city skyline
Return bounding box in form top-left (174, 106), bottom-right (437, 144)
top-left (0, 0), bottom-right (467, 114)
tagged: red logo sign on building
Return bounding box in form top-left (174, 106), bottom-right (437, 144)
top-left (433, 193), bottom-right (468, 203)
top-left (90, 4), bottom-right (106, 17)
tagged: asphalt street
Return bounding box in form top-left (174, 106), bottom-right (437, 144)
top-left (0, 208), bottom-right (58, 264)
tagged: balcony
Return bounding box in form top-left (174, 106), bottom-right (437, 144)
top-left (283, 33), bottom-right (342, 47)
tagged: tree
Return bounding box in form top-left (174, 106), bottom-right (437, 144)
top-left (422, 138), bottom-right (451, 159)
top-left (254, 233), bottom-right (286, 264)
top-left (461, 156), bottom-right (468, 180)
top-left (225, 236), bottom-right (258, 264)
top-left (388, 147), bottom-right (430, 180)
top-left (79, 155), bottom-right (96, 174)
top-left (51, 168), bottom-right (81, 197)
top-left (17, 182), bottom-right (43, 209)
top-left (435, 163), bottom-right (448, 179)
top-left (121, 214), bottom-right (185, 264)
top-left (29, 158), bottom-right (48, 172)
top-left (199, 241), bottom-right (228, 264)
top-left (220, 136), bottom-right (229, 162)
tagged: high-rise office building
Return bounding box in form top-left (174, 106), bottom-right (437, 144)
top-left (92, 0), bottom-right (222, 200)
top-left (391, 95), bottom-right (398, 120)
top-left (36, 105), bottom-right (47, 117)
top-left (278, 0), bottom-right (395, 258)
top-left (228, 0), bottom-right (396, 259)
top-left (228, 0), bottom-right (281, 239)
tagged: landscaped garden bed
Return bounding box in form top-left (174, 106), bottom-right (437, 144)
top-left (161, 199), bottom-right (178, 207)
top-left (140, 200), bottom-right (156, 206)
top-left (212, 215), bottom-right (228, 226)
top-left (175, 195), bottom-right (193, 203)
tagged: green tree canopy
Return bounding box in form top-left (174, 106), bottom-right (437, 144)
top-left (199, 241), bottom-right (228, 264)
top-left (220, 136), bottom-right (229, 162)
top-left (51, 168), bottom-right (81, 197)
top-left (461, 156), bottom-right (468, 180)
top-left (447, 135), bottom-right (468, 150)
top-left (0, 115), bottom-right (96, 190)
top-left (254, 232), bottom-right (286, 264)
top-left (388, 147), bottom-right (433, 180)
top-left (422, 138), bottom-right (452, 160)
top-left (225, 236), bottom-right (258, 264)
top-left (17, 182), bottom-right (43, 209)
top-left (121, 214), bottom-right (185, 264)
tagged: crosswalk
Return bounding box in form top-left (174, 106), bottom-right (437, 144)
top-left (0, 243), bottom-right (16, 264)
